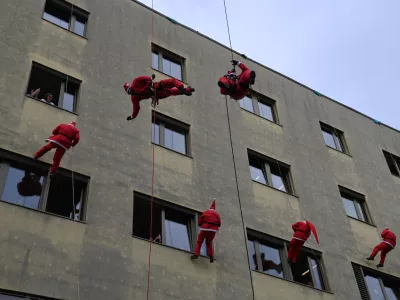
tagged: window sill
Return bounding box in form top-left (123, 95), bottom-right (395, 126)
top-left (151, 142), bottom-right (193, 159)
top-left (347, 216), bottom-right (376, 227)
top-left (251, 179), bottom-right (299, 198)
top-left (253, 270), bottom-right (332, 294)
top-left (150, 68), bottom-right (188, 85)
top-left (0, 199), bottom-right (86, 224)
top-left (132, 235), bottom-right (209, 259)
top-left (240, 107), bottom-right (282, 127)
top-left (326, 145), bottom-right (352, 157)
top-left (42, 18), bottom-right (88, 40)
top-left (25, 96), bottom-right (78, 115)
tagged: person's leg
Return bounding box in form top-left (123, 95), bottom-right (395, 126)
top-left (378, 244), bottom-right (393, 266)
top-left (50, 147), bottom-right (66, 174)
top-left (192, 231), bottom-right (206, 258)
top-left (35, 143), bottom-right (55, 159)
top-left (205, 231), bottom-right (217, 263)
top-left (368, 242), bottom-right (384, 259)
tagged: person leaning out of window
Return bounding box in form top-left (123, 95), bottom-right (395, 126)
top-left (41, 93), bottom-right (55, 106)
top-left (27, 88), bottom-right (40, 98)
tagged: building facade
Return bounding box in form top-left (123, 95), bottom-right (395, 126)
top-left (0, 0), bottom-right (399, 299)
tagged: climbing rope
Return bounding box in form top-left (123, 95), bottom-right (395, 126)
top-left (222, 0), bottom-right (235, 72)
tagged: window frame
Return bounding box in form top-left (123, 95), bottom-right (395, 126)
top-left (25, 62), bottom-right (81, 114)
top-left (151, 111), bottom-right (191, 156)
top-left (42, 0), bottom-right (89, 38)
top-left (320, 122), bottom-right (349, 154)
top-left (151, 44), bottom-right (185, 81)
top-left (0, 149), bottom-right (89, 222)
top-left (248, 229), bottom-right (329, 291)
top-left (0, 289), bottom-right (60, 300)
top-left (239, 92), bottom-right (279, 124)
top-left (132, 192), bottom-right (205, 254)
top-left (248, 150), bottom-right (295, 195)
top-left (339, 186), bottom-right (373, 225)
top-left (383, 150), bottom-right (400, 177)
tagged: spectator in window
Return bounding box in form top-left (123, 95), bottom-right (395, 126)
top-left (17, 170), bottom-right (42, 197)
top-left (34, 121), bottom-right (80, 178)
top-left (41, 93), bottom-right (55, 106)
top-left (27, 88), bottom-right (40, 98)
top-left (123, 75), bottom-right (195, 120)
top-left (191, 199), bottom-right (221, 263)
top-left (253, 253), bottom-right (283, 273)
top-left (367, 228), bottom-right (396, 267)
top-left (218, 59), bottom-right (256, 101)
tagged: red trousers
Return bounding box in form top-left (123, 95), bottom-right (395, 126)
top-left (370, 242), bottom-right (393, 265)
top-left (194, 230), bottom-right (216, 257)
top-left (288, 238), bottom-right (305, 263)
top-left (35, 143), bottom-right (66, 174)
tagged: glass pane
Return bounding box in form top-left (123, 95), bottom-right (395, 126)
top-left (365, 275), bottom-right (385, 300)
top-left (342, 197), bottom-right (358, 219)
top-left (63, 92), bottom-right (75, 112)
top-left (271, 173), bottom-right (287, 192)
top-left (200, 239), bottom-right (207, 256)
top-left (170, 61), bottom-right (182, 81)
top-left (162, 58), bottom-right (171, 76)
top-left (248, 240), bottom-right (257, 271)
top-left (310, 258), bottom-right (324, 290)
top-left (258, 102), bottom-right (274, 121)
top-left (322, 130), bottom-right (336, 149)
top-left (240, 96), bottom-right (254, 113)
top-left (384, 152), bottom-right (400, 176)
top-left (152, 52), bottom-right (159, 70)
top-left (259, 243), bottom-right (283, 278)
top-left (249, 165), bottom-right (266, 184)
top-left (74, 20), bottom-right (85, 36)
top-left (384, 286), bottom-right (399, 300)
top-left (152, 123), bottom-right (160, 144)
top-left (354, 201), bottom-right (366, 222)
top-left (165, 218), bottom-right (191, 251)
top-left (43, 12), bottom-right (69, 29)
top-left (334, 134), bottom-right (343, 152)
top-left (0, 294), bottom-right (27, 299)
top-left (164, 127), bottom-right (186, 154)
top-left (2, 167), bottom-right (43, 210)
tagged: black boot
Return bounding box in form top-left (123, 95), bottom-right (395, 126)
top-left (250, 71), bottom-right (256, 85)
top-left (377, 263), bottom-right (384, 268)
top-left (190, 255), bottom-right (198, 260)
top-left (366, 256), bottom-right (374, 261)
top-left (218, 81), bottom-right (230, 89)
top-left (209, 256), bottom-right (214, 263)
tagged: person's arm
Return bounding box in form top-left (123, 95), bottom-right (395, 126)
top-left (381, 229), bottom-right (389, 238)
top-left (52, 125), bottom-right (60, 135)
top-left (127, 98), bottom-right (141, 120)
top-left (292, 222), bottom-right (299, 232)
top-left (72, 131), bottom-right (80, 147)
top-left (217, 214), bottom-right (222, 227)
top-left (198, 213), bottom-right (205, 226)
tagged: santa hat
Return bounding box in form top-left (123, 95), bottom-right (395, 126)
top-left (70, 121), bottom-right (76, 126)
top-left (209, 199), bottom-right (216, 210)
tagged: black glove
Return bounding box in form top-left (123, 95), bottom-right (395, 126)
top-left (231, 60), bottom-right (239, 66)
top-left (151, 74), bottom-right (156, 80)
top-left (127, 116), bottom-right (133, 121)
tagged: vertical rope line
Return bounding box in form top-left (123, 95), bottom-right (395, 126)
top-left (222, 0), bottom-right (235, 71)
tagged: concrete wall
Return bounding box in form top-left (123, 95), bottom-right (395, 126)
top-left (0, 0), bottom-right (399, 299)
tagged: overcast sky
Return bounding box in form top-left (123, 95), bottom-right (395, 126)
top-left (138, 0), bottom-right (400, 130)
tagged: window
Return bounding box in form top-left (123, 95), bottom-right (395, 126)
top-left (248, 230), bottom-right (328, 291)
top-left (320, 122), bottom-right (348, 153)
top-left (0, 149), bottom-right (88, 221)
top-left (383, 150), bottom-right (400, 177)
top-left (0, 291), bottom-right (55, 299)
top-left (152, 45), bottom-right (184, 81)
top-left (26, 62), bottom-right (81, 113)
top-left (339, 187), bottom-right (372, 224)
top-left (152, 112), bottom-right (190, 156)
top-left (239, 92), bottom-right (278, 123)
top-left (43, 0), bottom-right (89, 37)
top-left (133, 192), bottom-right (206, 254)
top-left (352, 263), bottom-right (400, 300)
top-left (248, 150), bottom-right (294, 194)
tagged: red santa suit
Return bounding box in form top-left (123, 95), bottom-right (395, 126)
top-left (123, 76), bottom-right (195, 119)
top-left (368, 228), bottom-right (396, 266)
top-left (192, 200), bottom-right (221, 261)
top-left (288, 220), bottom-right (311, 263)
top-left (34, 122), bottom-right (80, 174)
top-left (218, 62), bottom-right (256, 100)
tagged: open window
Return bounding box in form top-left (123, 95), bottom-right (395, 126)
top-left (239, 92), bottom-right (278, 123)
top-left (26, 62), bottom-right (81, 113)
top-left (0, 149), bottom-right (89, 221)
top-left (320, 122), bottom-right (349, 154)
top-left (151, 44), bottom-right (185, 81)
top-left (248, 150), bottom-right (294, 194)
top-left (133, 192), bottom-right (206, 254)
top-left (339, 186), bottom-right (373, 224)
top-left (383, 150), bottom-right (400, 177)
top-left (43, 0), bottom-right (89, 37)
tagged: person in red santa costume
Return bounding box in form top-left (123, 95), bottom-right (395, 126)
top-left (34, 121), bottom-right (80, 178)
top-left (288, 220), bottom-right (319, 264)
top-left (191, 199), bottom-right (221, 263)
top-left (367, 228), bottom-right (396, 267)
top-left (218, 60), bottom-right (256, 101)
top-left (123, 75), bottom-right (195, 120)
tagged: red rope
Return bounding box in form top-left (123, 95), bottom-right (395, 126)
top-left (146, 1), bottom-right (156, 300)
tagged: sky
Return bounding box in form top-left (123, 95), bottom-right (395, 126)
top-left (138, 0), bottom-right (400, 130)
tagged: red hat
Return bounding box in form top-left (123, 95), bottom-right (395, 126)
top-left (70, 121), bottom-right (76, 126)
top-left (210, 199), bottom-right (216, 210)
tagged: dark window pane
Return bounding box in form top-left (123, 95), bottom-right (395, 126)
top-left (249, 165), bottom-right (266, 184)
top-left (342, 197), bottom-right (358, 219)
top-left (170, 61), bottom-right (182, 81)
top-left (43, 1), bottom-right (70, 29)
top-left (291, 252), bottom-right (313, 287)
top-left (365, 275), bottom-right (385, 300)
top-left (162, 58), bottom-right (171, 76)
top-left (248, 239), bottom-right (257, 271)
top-left (152, 123), bottom-right (160, 144)
top-left (384, 152), bottom-right (400, 176)
top-left (152, 52), bottom-right (159, 70)
top-left (259, 243), bottom-right (283, 278)
top-left (240, 96), bottom-right (254, 113)
top-left (164, 127), bottom-right (186, 154)
top-left (310, 258), bottom-right (324, 290)
top-left (2, 167), bottom-right (43, 209)
top-left (164, 210), bottom-right (191, 251)
top-left (322, 129), bottom-right (336, 149)
top-left (74, 19), bottom-right (85, 36)
top-left (133, 199), bottom-right (162, 242)
top-left (0, 294), bottom-right (28, 299)
top-left (258, 101), bottom-right (274, 121)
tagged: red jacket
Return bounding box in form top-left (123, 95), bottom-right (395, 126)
top-left (382, 229), bottom-right (396, 248)
top-left (48, 124), bottom-right (80, 149)
top-left (198, 209), bottom-right (221, 232)
top-left (229, 62), bottom-right (251, 101)
top-left (292, 221), bottom-right (311, 241)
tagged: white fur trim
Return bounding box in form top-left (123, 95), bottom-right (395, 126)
top-left (47, 139), bottom-right (68, 150)
top-left (383, 241), bottom-right (394, 248)
top-left (293, 237), bottom-right (306, 242)
top-left (200, 228), bottom-right (218, 232)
